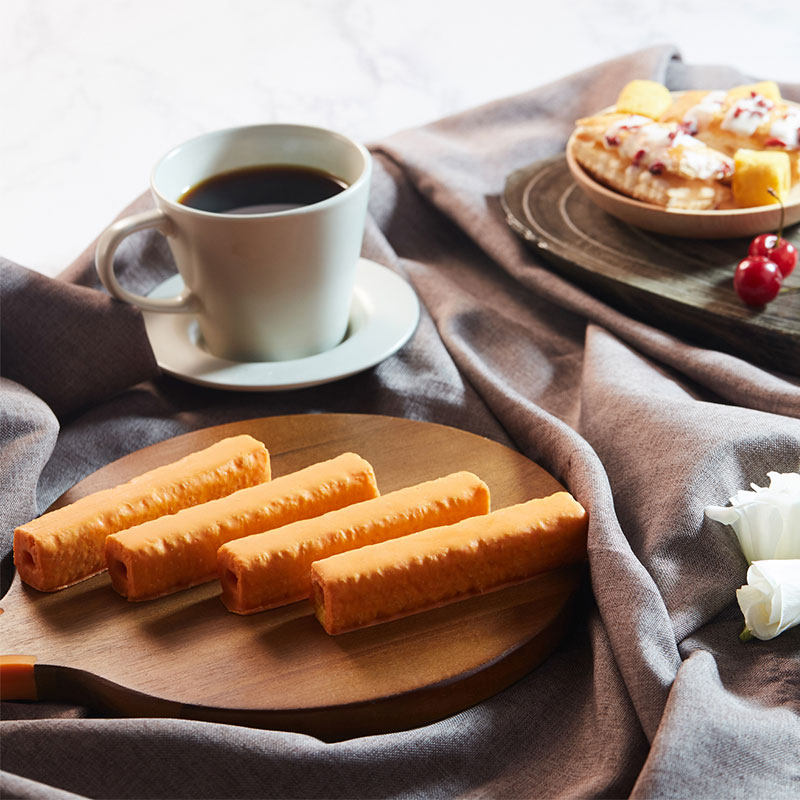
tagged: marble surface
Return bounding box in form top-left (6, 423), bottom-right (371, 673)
top-left (3, 0), bottom-right (799, 278)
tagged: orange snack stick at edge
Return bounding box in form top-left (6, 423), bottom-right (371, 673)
top-left (311, 491), bottom-right (588, 635)
top-left (13, 435), bottom-right (270, 592)
top-left (105, 452), bottom-right (378, 601)
top-left (218, 470), bottom-right (490, 614)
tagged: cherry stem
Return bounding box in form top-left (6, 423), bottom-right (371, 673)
top-left (767, 187), bottom-right (785, 240)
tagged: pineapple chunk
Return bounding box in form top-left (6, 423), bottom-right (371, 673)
top-left (615, 79), bottom-right (673, 119)
top-left (727, 81), bottom-right (782, 103)
top-left (732, 149), bottom-right (791, 207)
top-left (789, 152), bottom-right (800, 185)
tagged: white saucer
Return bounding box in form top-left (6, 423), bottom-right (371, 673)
top-left (142, 258), bottom-right (419, 391)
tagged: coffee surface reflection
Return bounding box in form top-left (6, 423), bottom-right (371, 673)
top-left (179, 164), bottom-right (348, 214)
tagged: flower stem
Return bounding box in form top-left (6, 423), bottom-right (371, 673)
top-left (739, 626), bottom-right (754, 642)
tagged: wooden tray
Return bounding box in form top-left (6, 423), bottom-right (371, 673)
top-left (502, 157), bottom-right (800, 375)
top-left (1, 414), bottom-right (583, 740)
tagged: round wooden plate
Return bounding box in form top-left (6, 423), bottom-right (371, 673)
top-left (565, 133), bottom-right (800, 239)
top-left (1, 414), bottom-right (582, 740)
top-left (564, 93), bottom-right (800, 239)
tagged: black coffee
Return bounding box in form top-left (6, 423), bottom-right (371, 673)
top-left (178, 164), bottom-right (348, 214)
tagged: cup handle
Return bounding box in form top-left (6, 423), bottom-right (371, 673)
top-left (95, 208), bottom-right (197, 313)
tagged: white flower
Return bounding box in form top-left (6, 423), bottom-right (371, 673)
top-left (705, 472), bottom-right (800, 563)
top-left (737, 560), bottom-right (800, 640)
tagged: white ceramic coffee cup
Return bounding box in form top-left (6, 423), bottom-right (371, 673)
top-left (95, 124), bottom-right (371, 362)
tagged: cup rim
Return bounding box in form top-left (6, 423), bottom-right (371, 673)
top-left (150, 123), bottom-right (372, 219)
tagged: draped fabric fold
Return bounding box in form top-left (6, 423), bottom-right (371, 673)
top-left (0, 259), bottom-right (159, 419)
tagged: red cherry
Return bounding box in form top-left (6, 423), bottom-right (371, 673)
top-left (748, 233), bottom-right (797, 278)
top-left (734, 256), bottom-right (783, 306)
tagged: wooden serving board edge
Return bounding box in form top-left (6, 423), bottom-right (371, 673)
top-left (1, 414), bottom-right (585, 740)
top-left (501, 161), bottom-right (800, 375)
top-left (29, 565), bottom-right (582, 741)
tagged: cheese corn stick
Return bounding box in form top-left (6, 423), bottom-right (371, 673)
top-left (218, 471), bottom-right (490, 614)
top-left (13, 435), bottom-right (270, 592)
top-left (105, 452), bottom-right (378, 601)
top-left (311, 491), bottom-right (588, 635)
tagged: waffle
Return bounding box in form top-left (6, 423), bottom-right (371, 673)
top-left (661, 86), bottom-right (800, 156)
top-left (572, 113), bottom-right (733, 209)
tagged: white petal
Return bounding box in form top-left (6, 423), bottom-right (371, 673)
top-left (705, 505), bottom-right (740, 525)
top-left (706, 473), bottom-right (800, 563)
top-left (767, 472), bottom-right (800, 494)
top-left (737, 560), bottom-right (800, 640)
top-left (743, 503), bottom-right (784, 561)
top-left (775, 501), bottom-right (800, 559)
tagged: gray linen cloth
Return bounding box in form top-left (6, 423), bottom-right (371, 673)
top-left (1, 46), bottom-right (799, 798)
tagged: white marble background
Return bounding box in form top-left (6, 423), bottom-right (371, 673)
top-left (3, 0), bottom-right (799, 277)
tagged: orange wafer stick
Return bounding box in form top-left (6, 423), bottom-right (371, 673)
top-left (13, 435), bottom-right (270, 592)
top-left (311, 491), bottom-right (588, 635)
top-left (218, 471), bottom-right (490, 614)
top-left (105, 452), bottom-right (378, 601)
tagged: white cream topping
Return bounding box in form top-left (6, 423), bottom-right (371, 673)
top-left (721, 93), bottom-right (775, 136)
top-left (602, 116), bottom-right (731, 179)
top-left (682, 90), bottom-right (726, 133)
top-left (769, 106), bottom-right (800, 148)
top-left (678, 136), bottom-right (731, 179)
top-left (601, 114), bottom-right (651, 141)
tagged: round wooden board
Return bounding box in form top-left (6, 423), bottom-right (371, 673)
top-left (1, 414), bottom-right (583, 740)
top-left (502, 157), bottom-right (800, 375)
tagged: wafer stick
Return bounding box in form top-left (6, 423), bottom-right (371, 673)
top-left (105, 452), bottom-right (378, 601)
top-left (13, 435), bottom-right (270, 592)
top-left (311, 491), bottom-right (588, 635)
top-left (218, 471), bottom-right (490, 614)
